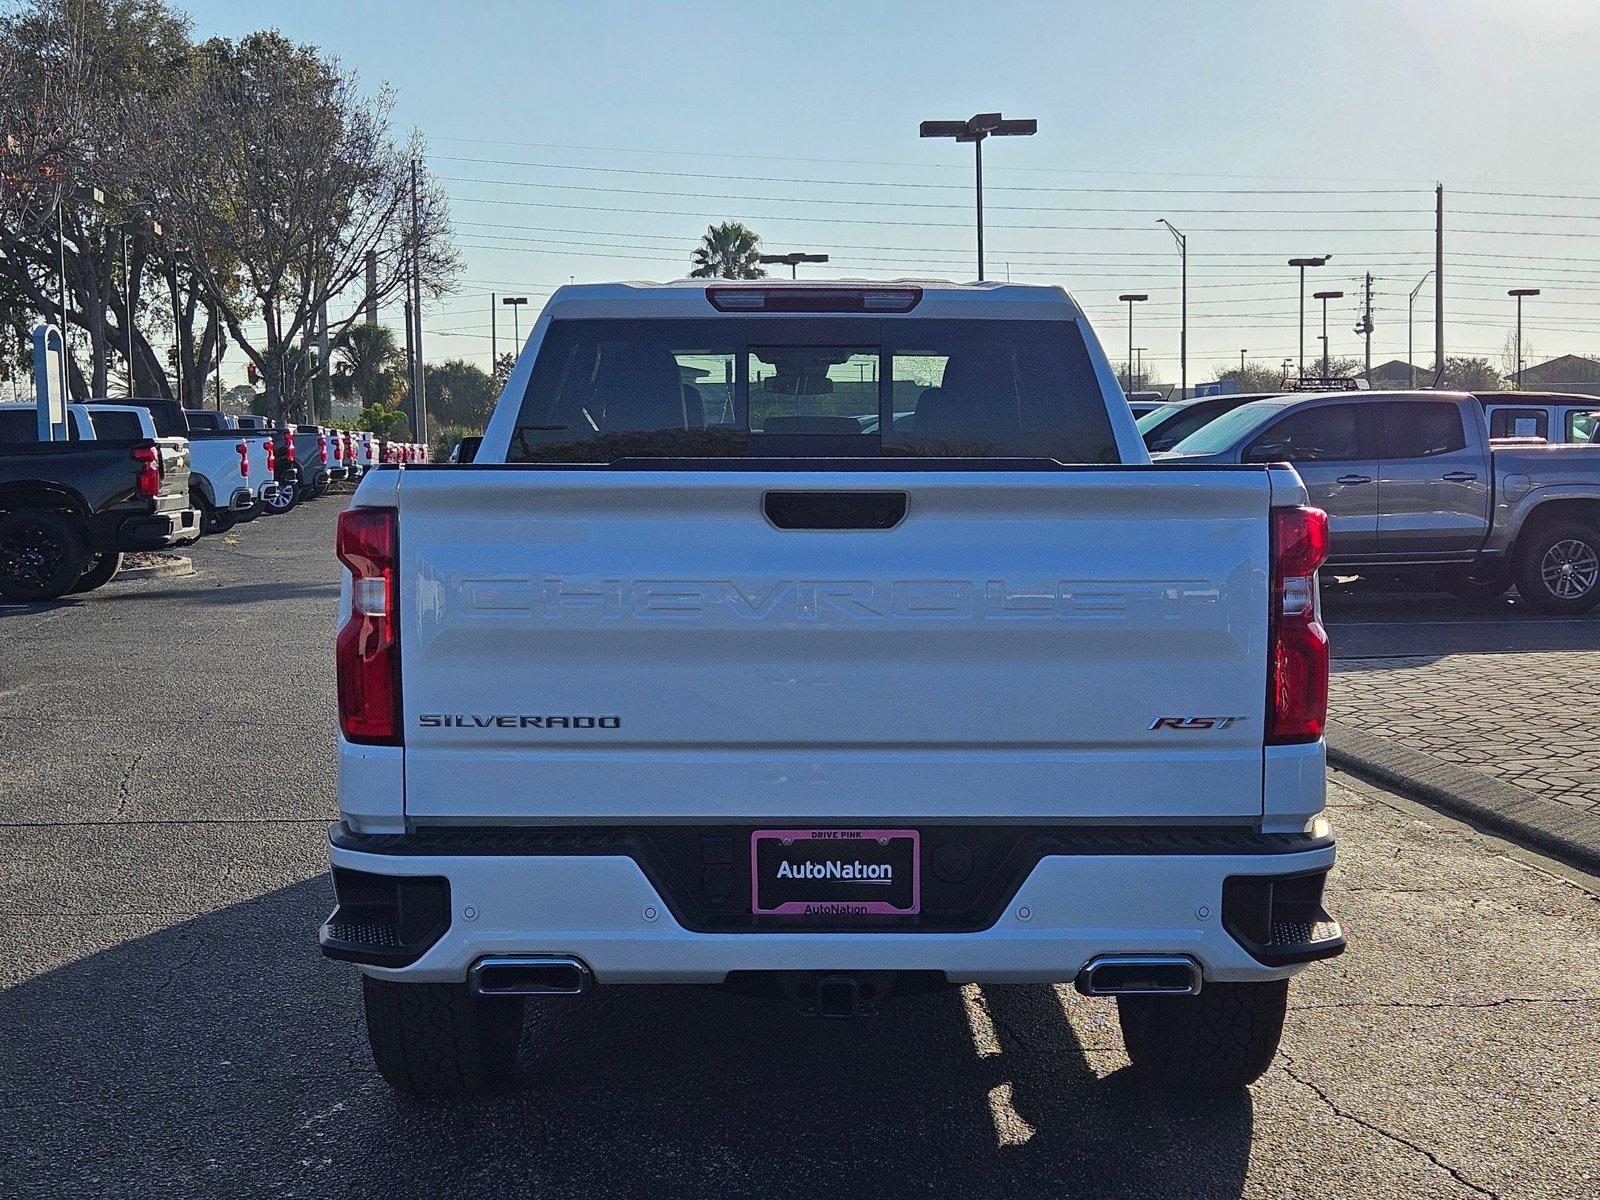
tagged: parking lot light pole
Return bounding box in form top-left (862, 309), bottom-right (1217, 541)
top-left (759, 252), bottom-right (829, 279)
top-left (1289, 255), bottom-right (1331, 377)
top-left (1118, 294), bottom-right (1147, 391)
top-left (1240, 349), bottom-right (1248, 376)
top-left (501, 296), bottom-right (528, 347)
top-left (1314, 290), bottom-right (1344, 380)
top-left (1408, 271), bottom-right (1433, 388)
top-left (1509, 288), bottom-right (1540, 389)
top-left (919, 113), bottom-right (1037, 281)
top-left (1158, 220), bottom-right (1187, 399)
top-left (1133, 346), bottom-right (1147, 389)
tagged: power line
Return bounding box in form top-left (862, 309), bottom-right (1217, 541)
top-left (435, 154), bottom-right (1424, 197)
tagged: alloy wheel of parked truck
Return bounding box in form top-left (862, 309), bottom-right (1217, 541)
top-left (321, 281), bottom-right (1345, 1097)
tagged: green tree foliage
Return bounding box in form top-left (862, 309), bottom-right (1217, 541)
top-left (357, 401), bottom-right (411, 439)
top-left (333, 323), bottom-right (405, 409)
top-left (689, 222), bottom-right (767, 280)
top-left (423, 358), bottom-right (497, 429)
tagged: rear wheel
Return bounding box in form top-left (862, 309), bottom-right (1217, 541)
top-left (263, 478), bottom-right (299, 514)
top-left (0, 510), bottom-right (89, 602)
top-left (1117, 979), bottom-right (1289, 1091)
top-left (194, 491), bottom-right (235, 535)
top-left (361, 977), bottom-right (524, 1097)
top-left (1513, 520), bottom-right (1600, 615)
top-left (69, 551), bottom-right (124, 594)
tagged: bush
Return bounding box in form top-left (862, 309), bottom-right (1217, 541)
top-left (358, 403), bottom-right (411, 440)
top-left (430, 424), bottom-right (482, 463)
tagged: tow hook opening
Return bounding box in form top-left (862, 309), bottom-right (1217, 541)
top-left (1074, 955), bottom-right (1203, 996)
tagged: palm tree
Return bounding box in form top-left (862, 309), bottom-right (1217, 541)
top-left (332, 323), bottom-right (403, 408)
top-left (689, 222), bottom-right (767, 279)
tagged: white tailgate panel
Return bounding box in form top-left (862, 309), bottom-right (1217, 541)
top-left (398, 468), bottom-right (1272, 823)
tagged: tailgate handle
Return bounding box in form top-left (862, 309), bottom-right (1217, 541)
top-left (764, 491), bottom-right (907, 530)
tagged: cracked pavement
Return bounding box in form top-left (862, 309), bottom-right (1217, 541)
top-left (2, 499), bottom-right (1598, 1198)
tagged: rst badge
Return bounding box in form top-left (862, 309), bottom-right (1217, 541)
top-left (1149, 716), bottom-right (1248, 731)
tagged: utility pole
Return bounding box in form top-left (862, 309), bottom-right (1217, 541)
top-left (56, 203), bottom-right (70, 403)
top-left (490, 292), bottom-right (497, 373)
top-left (213, 301), bottom-right (223, 411)
top-left (1357, 272), bottom-right (1373, 379)
top-left (410, 157), bottom-right (426, 443)
top-left (317, 302), bottom-right (331, 422)
top-left (1435, 184), bottom-right (1445, 377)
top-left (364, 249), bottom-right (378, 324)
top-left (1240, 349), bottom-right (1247, 376)
top-left (121, 228), bottom-right (136, 397)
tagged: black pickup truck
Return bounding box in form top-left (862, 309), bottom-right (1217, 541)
top-left (0, 435), bottom-right (199, 601)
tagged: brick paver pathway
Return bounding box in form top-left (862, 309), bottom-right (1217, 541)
top-left (1331, 650), bottom-right (1600, 814)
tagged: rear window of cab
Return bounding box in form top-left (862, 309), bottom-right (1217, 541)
top-left (506, 317), bottom-right (1119, 465)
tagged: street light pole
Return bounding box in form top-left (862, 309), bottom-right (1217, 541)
top-left (502, 296), bottom-right (528, 348)
top-left (1240, 349), bottom-right (1247, 376)
top-left (490, 292), bottom-right (497, 373)
top-left (1509, 288), bottom-right (1540, 389)
top-left (759, 252), bottom-right (829, 279)
top-left (920, 113), bottom-right (1037, 281)
top-left (1133, 346), bottom-right (1146, 389)
top-left (1314, 290), bottom-right (1344, 381)
top-left (1408, 271), bottom-right (1433, 388)
top-left (1118, 294), bottom-right (1147, 391)
top-left (1158, 219), bottom-right (1187, 399)
top-left (1289, 255), bottom-right (1331, 377)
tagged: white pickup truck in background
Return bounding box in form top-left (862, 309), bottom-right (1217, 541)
top-left (321, 281), bottom-right (1344, 1098)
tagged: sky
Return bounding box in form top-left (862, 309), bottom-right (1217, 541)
top-left (180, 0), bottom-right (1600, 390)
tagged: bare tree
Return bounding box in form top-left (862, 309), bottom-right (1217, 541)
top-left (135, 31), bottom-right (459, 419)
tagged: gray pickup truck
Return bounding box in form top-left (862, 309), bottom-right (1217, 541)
top-left (1162, 389), bottom-right (1600, 613)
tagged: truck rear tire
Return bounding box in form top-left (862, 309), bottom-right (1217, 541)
top-left (1513, 520), bottom-right (1600, 614)
top-left (1117, 978), bottom-right (1288, 1091)
top-left (0, 510), bottom-right (89, 602)
top-left (361, 976), bottom-right (524, 1097)
top-left (69, 551), bottom-right (123, 594)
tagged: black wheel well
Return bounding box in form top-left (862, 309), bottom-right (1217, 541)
top-left (0, 482), bottom-right (90, 523)
top-left (1516, 499), bottom-right (1600, 545)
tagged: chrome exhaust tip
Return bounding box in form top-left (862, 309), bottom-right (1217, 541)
top-left (1074, 954), bottom-right (1202, 997)
top-left (469, 955), bottom-right (591, 997)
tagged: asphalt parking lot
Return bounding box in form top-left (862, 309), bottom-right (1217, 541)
top-left (3, 500), bottom-right (1598, 1199)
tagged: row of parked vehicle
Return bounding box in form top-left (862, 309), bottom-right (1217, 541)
top-left (0, 395), bottom-right (429, 602)
top-left (1130, 386), bottom-right (1600, 613)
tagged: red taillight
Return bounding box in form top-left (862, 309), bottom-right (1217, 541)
top-left (132, 446), bottom-right (160, 498)
top-left (284, 434), bottom-right (296, 463)
top-left (336, 507), bottom-right (401, 744)
top-left (344, 432), bottom-right (354, 460)
top-left (332, 434), bottom-right (343, 461)
top-left (319, 435), bottom-right (329, 464)
top-left (263, 438), bottom-right (276, 474)
top-left (1267, 506), bottom-right (1330, 745)
top-left (237, 440), bottom-right (249, 479)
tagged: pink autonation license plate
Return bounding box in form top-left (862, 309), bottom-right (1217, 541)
top-left (750, 829), bottom-right (921, 917)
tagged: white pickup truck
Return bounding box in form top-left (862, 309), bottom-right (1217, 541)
top-left (320, 281), bottom-right (1344, 1097)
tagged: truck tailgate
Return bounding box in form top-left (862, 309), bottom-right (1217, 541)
top-left (395, 467), bottom-right (1272, 823)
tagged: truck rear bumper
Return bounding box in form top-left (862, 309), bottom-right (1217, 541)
top-left (322, 828), bottom-right (1341, 986)
top-left (119, 505), bottom-right (200, 550)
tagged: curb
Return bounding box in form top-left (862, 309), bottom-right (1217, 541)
top-left (118, 555), bottom-right (194, 582)
top-left (1327, 719), bottom-right (1600, 875)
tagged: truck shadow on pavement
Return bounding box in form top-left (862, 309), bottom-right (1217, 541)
top-left (2, 880), bottom-right (1254, 1199)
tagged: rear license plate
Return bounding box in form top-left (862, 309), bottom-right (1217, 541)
top-left (751, 829), bottom-right (920, 917)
